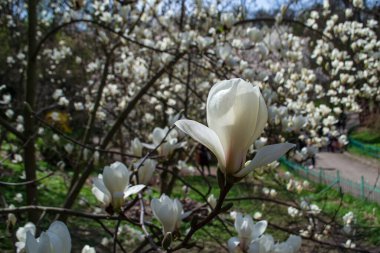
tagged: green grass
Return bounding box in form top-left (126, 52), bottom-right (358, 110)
top-left (350, 128), bottom-right (380, 145)
top-left (175, 167), bottom-right (380, 247)
top-left (348, 128), bottom-right (380, 160)
top-left (2, 158), bottom-right (380, 251)
top-left (347, 145), bottom-right (380, 160)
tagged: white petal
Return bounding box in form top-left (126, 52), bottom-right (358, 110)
top-left (234, 212), bottom-right (243, 232)
top-left (142, 143), bottom-right (157, 150)
top-left (249, 91), bottom-right (268, 143)
top-left (103, 162), bottom-right (130, 194)
top-left (252, 220), bottom-right (267, 239)
top-left (37, 232), bottom-right (52, 252)
top-left (152, 127), bottom-right (168, 145)
top-left (16, 222), bottom-right (36, 242)
top-left (25, 231), bottom-right (39, 253)
top-left (207, 79), bottom-right (265, 174)
top-left (46, 231), bottom-right (64, 253)
top-left (248, 235), bottom-right (274, 253)
top-left (124, 184), bottom-right (145, 199)
top-left (248, 240), bottom-right (260, 253)
top-left (92, 177), bottom-right (111, 206)
top-left (181, 211), bottom-right (192, 220)
top-left (175, 119), bottom-right (226, 169)
top-left (286, 235), bottom-right (302, 252)
top-left (151, 195), bottom-right (176, 234)
top-left (137, 159), bottom-right (156, 185)
top-left (227, 237), bottom-right (240, 253)
top-left (47, 221), bottom-right (71, 253)
top-left (235, 143), bottom-right (295, 177)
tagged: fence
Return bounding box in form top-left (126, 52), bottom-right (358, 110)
top-left (348, 138), bottom-right (380, 159)
top-left (280, 157), bottom-right (380, 204)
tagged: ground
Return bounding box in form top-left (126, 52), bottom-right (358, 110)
top-left (316, 152), bottom-right (380, 186)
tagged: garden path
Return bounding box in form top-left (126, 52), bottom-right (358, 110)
top-left (316, 152), bottom-right (380, 186)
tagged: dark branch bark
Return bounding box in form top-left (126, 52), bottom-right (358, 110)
top-left (24, 0), bottom-right (39, 222)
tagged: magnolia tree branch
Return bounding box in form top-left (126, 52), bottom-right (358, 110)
top-left (171, 177), bottom-right (233, 251)
top-left (0, 172), bottom-right (55, 186)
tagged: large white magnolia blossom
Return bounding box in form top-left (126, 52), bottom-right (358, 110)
top-left (175, 79), bottom-right (294, 177)
top-left (25, 221), bottom-right (71, 253)
top-left (151, 194), bottom-right (186, 234)
top-left (92, 162), bottom-right (145, 211)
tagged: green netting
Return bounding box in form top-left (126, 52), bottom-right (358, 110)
top-left (280, 157), bottom-right (380, 200)
top-left (349, 138), bottom-right (380, 159)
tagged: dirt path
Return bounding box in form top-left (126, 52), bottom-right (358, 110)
top-left (316, 152), bottom-right (380, 186)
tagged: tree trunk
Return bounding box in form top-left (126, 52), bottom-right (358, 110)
top-left (24, 0), bottom-right (39, 222)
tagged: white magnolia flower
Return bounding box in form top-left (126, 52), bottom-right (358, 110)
top-left (272, 235), bottom-right (302, 253)
top-left (288, 207), bottom-right (300, 218)
top-left (135, 159), bottom-right (157, 185)
top-left (5, 109), bottom-right (14, 118)
top-left (16, 222), bottom-right (36, 253)
top-left (92, 162), bottom-right (145, 211)
top-left (344, 239), bottom-right (356, 248)
top-left (228, 212), bottom-right (267, 252)
top-left (14, 193), bottom-right (23, 203)
top-left (221, 13), bottom-right (235, 28)
top-left (143, 127), bottom-right (186, 157)
top-left (52, 89), bottom-right (63, 100)
top-left (151, 194), bottom-right (185, 234)
top-left (175, 79), bottom-right (294, 178)
top-left (217, 44), bottom-right (232, 61)
top-left (25, 221), bottom-right (71, 253)
top-left (248, 234), bottom-right (274, 253)
top-left (247, 27), bottom-right (263, 42)
top-left (253, 212), bottom-right (262, 220)
top-left (82, 245), bottom-right (96, 253)
top-left (64, 143), bottom-right (74, 154)
top-left (301, 200), bottom-right (321, 215)
top-left (249, 234), bottom-right (301, 253)
top-left (74, 102), bottom-right (84, 111)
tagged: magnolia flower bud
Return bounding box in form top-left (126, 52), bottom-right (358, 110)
top-left (92, 162), bottom-right (145, 212)
top-left (151, 194), bottom-right (184, 234)
top-left (207, 194), bottom-right (217, 209)
top-left (25, 221), bottom-right (71, 253)
top-left (175, 79), bottom-right (294, 178)
top-left (7, 213), bottom-right (17, 227)
top-left (135, 159), bottom-right (157, 185)
top-left (131, 138), bottom-right (143, 157)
